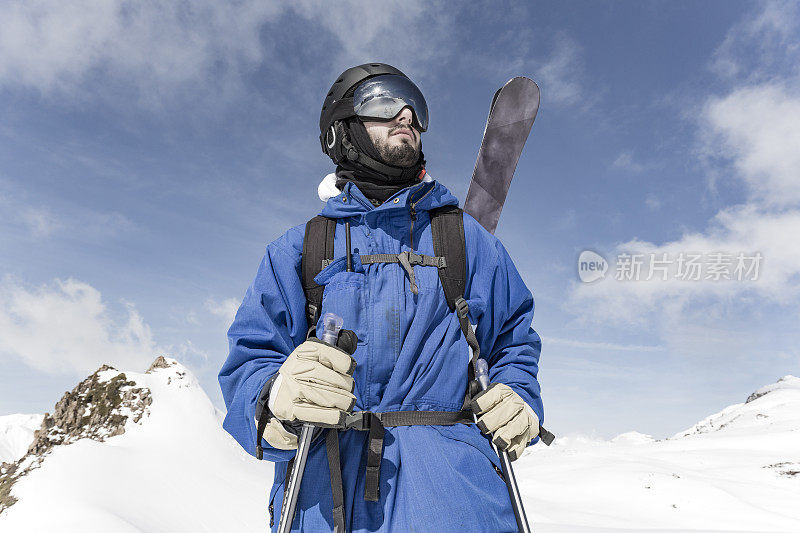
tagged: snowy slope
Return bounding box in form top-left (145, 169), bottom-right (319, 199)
top-left (1, 362), bottom-right (797, 533)
top-left (0, 358), bottom-right (273, 532)
top-left (519, 375), bottom-right (800, 533)
top-left (0, 415), bottom-right (43, 464)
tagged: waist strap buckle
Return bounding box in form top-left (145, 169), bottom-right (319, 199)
top-left (344, 410), bottom-right (378, 431)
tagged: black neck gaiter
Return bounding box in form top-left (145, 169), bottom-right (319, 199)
top-left (335, 119), bottom-right (425, 206)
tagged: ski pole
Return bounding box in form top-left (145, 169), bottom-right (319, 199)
top-left (474, 357), bottom-right (531, 533)
top-left (277, 312), bottom-right (344, 533)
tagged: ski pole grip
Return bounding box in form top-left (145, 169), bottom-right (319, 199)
top-left (321, 312), bottom-right (343, 346)
top-left (474, 358), bottom-right (491, 391)
top-left (278, 312), bottom-right (345, 533)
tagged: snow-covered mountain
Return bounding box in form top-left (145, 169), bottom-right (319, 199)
top-left (676, 375), bottom-right (800, 439)
top-left (0, 357), bottom-right (272, 532)
top-left (0, 360), bottom-right (797, 533)
top-left (0, 415), bottom-right (43, 464)
top-left (520, 375), bottom-right (800, 533)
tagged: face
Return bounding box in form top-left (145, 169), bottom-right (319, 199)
top-left (362, 107), bottom-right (421, 168)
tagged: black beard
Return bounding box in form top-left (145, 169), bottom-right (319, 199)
top-left (373, 130), bottom-right (420, 167)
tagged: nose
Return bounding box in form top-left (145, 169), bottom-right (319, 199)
top-left (394, 107), bottom-right (414, 126)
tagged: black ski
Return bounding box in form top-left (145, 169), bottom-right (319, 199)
top-left (463, 77), bottom-right (542, 533)
top-left (463, 77), bottom-right (540, 235)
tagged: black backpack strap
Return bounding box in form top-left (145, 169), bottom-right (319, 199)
top-left (302, 215), bottom-right (336, 338)
top-left (430, 205), bottom-right (466, 311)
top-left (431, 206), bottom-right (555, 445)
top-left (430, 206), bottom-right (480, 409)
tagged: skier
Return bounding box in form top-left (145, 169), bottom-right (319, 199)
top-left (219, 63), bottom-right (546, 532)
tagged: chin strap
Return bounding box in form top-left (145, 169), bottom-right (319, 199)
top-left (339, 128), bottom-right (405, 177)
top-left (330, 120), bottom-right (422, 181)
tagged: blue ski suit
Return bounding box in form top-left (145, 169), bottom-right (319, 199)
top-left (219, 178), bottom-right (544, 532)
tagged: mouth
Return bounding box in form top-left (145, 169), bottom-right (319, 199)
top-left (391, 129), bottom-right (413, 140)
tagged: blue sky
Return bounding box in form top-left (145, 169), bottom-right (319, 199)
top-left (1, 1), bottom-right (798, 439)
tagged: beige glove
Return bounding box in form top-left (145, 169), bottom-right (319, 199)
top-left (262, 339), bottom-right (356, 450)
top-left (261, 417), bottom-right (299, 450)
top-left (471, 382), bottom-right (540, 461)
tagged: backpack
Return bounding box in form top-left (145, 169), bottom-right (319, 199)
top-left (301, 204), bottom-right (479, 383)
top-left (300, 205), bottom-right (555, 438)
top-left (267, 206), bottom-right (552, 531)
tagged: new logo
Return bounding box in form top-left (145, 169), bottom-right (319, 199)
top-left (578, 250), bottom-right (608, 283)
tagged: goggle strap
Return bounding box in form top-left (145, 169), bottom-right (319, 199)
top-left (329, 97), bottom-right (356, 122)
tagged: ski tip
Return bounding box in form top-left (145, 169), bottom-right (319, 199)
top-left (502, 76), bottom-right (540, 100)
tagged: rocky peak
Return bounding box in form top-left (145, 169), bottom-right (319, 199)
top-left (746, 375), bottom-right (800, 403)
top-left (147, 355), bottom-right (173, 373)
top-left (1, 360), bottom-right (156, 514)
top-left (26, 365), bottom-right (152, 457)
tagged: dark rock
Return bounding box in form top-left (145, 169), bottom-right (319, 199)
top-left (745, 390), bottom-right (767, 403)
top-left (0, 365), bottom-right (152, 515)
top-left (146, 356), bottom-right (173, 374)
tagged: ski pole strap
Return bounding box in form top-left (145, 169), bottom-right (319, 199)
top-left (539, 425), bottom-right (556, 446)
top-left (255, 413), bottom-right (268, 460)
top-left (279, 455), bottom-right (295, 528)
top-left (325, 430), bottom-right (346, 533)
top-left (325, 409), bottom-right (474, 531)
top-left (452, 297), bottom-right (482, 412)
top-left (454, 297), bottom-right (480, 361)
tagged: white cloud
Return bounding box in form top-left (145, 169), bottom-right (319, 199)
top-left (186, 311), bottom-right (200, 326)
top-left (645, 194), bottom-right (661, 211)
top-left (165, 339), bottom-right (209, 364)
top-left (19, 206), bottom-right (61, 238)
top-left (0, 1), bottom-right (455, 109)
top-left (612, 151), bottom-right (645, 173)
top-left (462, 27), bottom-right (590, 111)
top-left (0, 187), bottom-right (61, 238)
top-left (568, 203), bottom-right (800, 323)
top-left (0, 184), bottom-right (135, 242)
top-left (205, 297), bottom-right (239, 326)
top-left (291, 0), bottom-right (453, 76)
top-left (701, 84), bottom-right (800, 207)
top-left (0, 1), bottom-right (277, 105)
top-left (546, 336), bottom-right (664, 353)
top-left (711, 2), bottom-right (800, 80)
top-left (565, 4), bottom-right (800, 354)
top-left (0, 277), bottom-right (160, 374)
top-left (537, 34), bottom-right (586, 108)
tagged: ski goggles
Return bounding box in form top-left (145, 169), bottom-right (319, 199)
top-left (353, 74), bottom-right (429, 132)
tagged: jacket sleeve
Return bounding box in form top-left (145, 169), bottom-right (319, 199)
top-left (473, 238), bottom-right (545, 445)
top-left (218, 230), bottom-right (307, 462)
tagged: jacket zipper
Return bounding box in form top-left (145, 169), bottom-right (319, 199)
top-left (409, 204), bottom-right (416, 250)
top-left (408, 184), bottom-right (434, 250)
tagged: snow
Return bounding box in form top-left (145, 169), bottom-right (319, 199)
top-left (1, 364), bottom-right (798, 532)
top-left (519, 374), bottom-right (800, 533)
top-left (0, 414), bottom-right (43, 464)
top-left (609, 431), bottom-right (655, 445)
top-left (0, 359), bottom-right (273, 532)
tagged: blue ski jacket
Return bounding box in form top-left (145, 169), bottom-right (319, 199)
top-left (219, 178), bottom-right (544, 532)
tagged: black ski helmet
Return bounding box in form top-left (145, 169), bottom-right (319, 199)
top-left (319, 63), bottom-right (426, 177)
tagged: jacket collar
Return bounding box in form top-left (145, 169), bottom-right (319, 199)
top-left (318, 173), bottom-right (458, 220)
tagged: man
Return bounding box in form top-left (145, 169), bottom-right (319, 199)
top-left (219, 63), bottom-right (545, 532)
